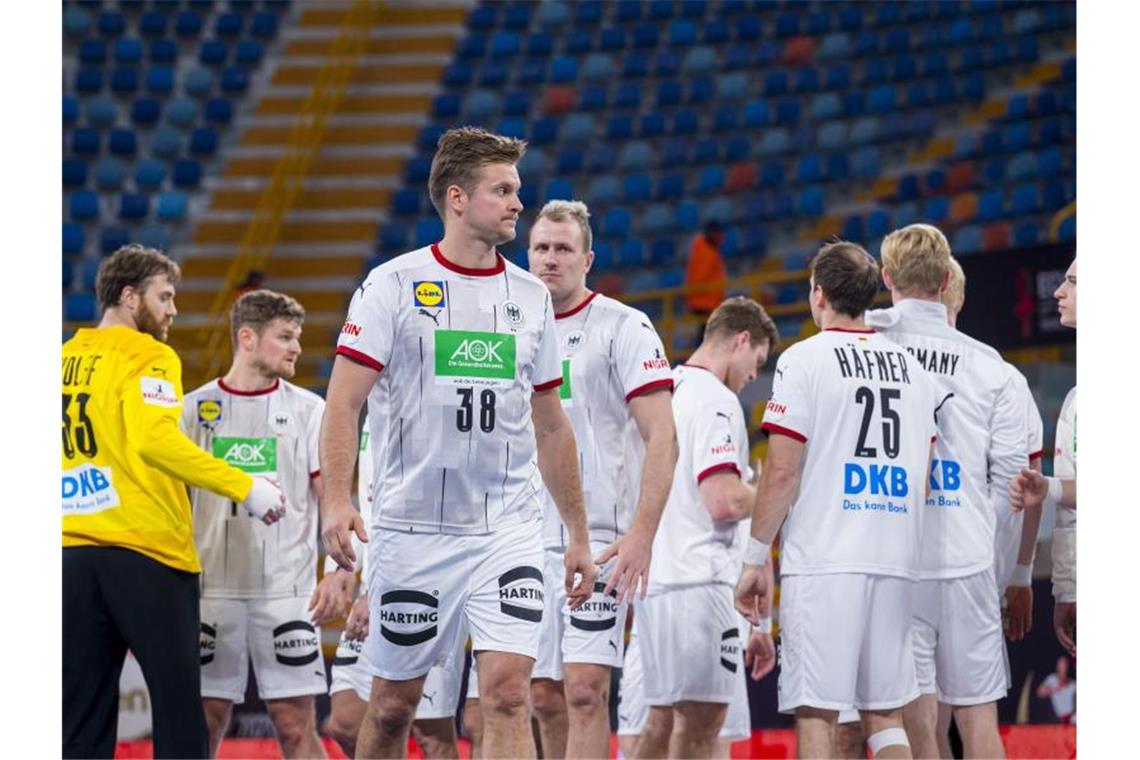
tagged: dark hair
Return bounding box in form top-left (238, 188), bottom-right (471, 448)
top-left (95, 244), bottom-right (181, 309)
top-left (428, 126), bottom-right (527, 218)
top-left (810, 240), bottom-right (881, 318)
top-left (230, 289), bottom-right (306, 348)
top-left (703, 219), bottom-right (723, 236)
top-left (704, 296), bottom-right (779, 349)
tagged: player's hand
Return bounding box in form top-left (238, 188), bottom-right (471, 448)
top-left (345, 592), bottom-right (370, 642)
top-left (242, 476), bottom-right (286, 525)
top-left (1054, 600), bottom-right (1076, 656)
top-left (1003, 585), bottom-right (1033, 641)
top-left (734, 563), bottom-right (769, 625)
top-left (320, 498), bottom-right (368, 572)
top-left (1009, 468), bottom-right (1047, 512)
top-left (594, 528), bottom-right (653, 605)
top-left (564, 539), bottom-right (597, 611)
top-left (309, 568), bottom-right (355, 625)
top-left (744, 629), bottom-right (776, 680)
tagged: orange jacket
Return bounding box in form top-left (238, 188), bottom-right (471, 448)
top-left (685, 235), bottom-right (726, 312)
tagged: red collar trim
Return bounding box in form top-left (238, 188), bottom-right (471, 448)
top-left (431, 243), bottom-right (505, 276)
top-left (555, 291), bottom-right (598, 320)
top-left (824, 327), bottom-right (875, 334)
top-left (218, 378), bottom-right (279, 396)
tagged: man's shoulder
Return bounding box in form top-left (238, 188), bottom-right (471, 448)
top-left (279, 380), bottom-right (326, 411)
top-left (365, 247), bottom-right (434, 281)
top-left (502, 259), bottom-right (550, 299)
top-left (184, 378), bottom-right (222, 400)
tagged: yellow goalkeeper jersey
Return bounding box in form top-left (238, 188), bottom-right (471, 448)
top-left (62, 326), bottom-right (253, 573)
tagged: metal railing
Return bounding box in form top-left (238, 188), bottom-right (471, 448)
top-left (196, 0), bottom-right (379, 380)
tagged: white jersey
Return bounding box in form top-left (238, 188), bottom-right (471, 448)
top-left (866, 300), bottom-right (1026, 580)
top-left (1054, 387), bottom-right (1076, 532)
top-left (1041, 674), bottom-right (1076, 718)
top-left (182, 378), bottom-right (324, 598)
top-left (541, 292), bottom-right (673, 548)
top-left (336, 244), bottom-right (563, 535)
top-left (761, 329), bottom-right (938, 578)
top-left (648, 364), bottom-right (752, 591)
top-left (993, 363), bottom-right (1045, 589)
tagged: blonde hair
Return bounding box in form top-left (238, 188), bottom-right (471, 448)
top-left (942, 257), bottom-right (966, 314)
top-left (880, 223), bottom-right (951, 296)
top-left (428, 126), bottom-right (527, 218)
top-left (704, 296), bottom-right (779, 349)
top-left (535, 199), bottom-right (593, 253)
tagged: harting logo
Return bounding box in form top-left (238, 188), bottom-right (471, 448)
top-left (199, 622), bottom-right (217, 665)
top-left (498, 566), bottom-right (544, 623)
top-left (719, 629), bottom-right (741, 673)
top-left (569, 582), bottom-right (619, 631)
top-left (273, 621), bottom-right (320, 666)
top-left (332, 635), bottom-right (362, 667)
top-left (379, 590), bottom-right (439, 646)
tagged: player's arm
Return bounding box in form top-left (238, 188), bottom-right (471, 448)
top-left (319, 355), bottom-right (374, 570)
top-left (532, 387), bottom-right (595, 609)
top-left (988, 374), bottom-right (1029, 508)
top-left (699, 471), bottom-right (756, 522)
top-left (1011, 470), bottom-right (1076, 512)
top-left (125, 352), bottom-right (282, 521)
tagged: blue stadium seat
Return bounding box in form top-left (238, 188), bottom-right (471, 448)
top-left (189, 127), bottom-right (217, 156)
top-left (795, 67), bottom-right (820, 94)
top-left (687, 75), bottom-right (715, 104)
top-left (115, 37), bottom-right (143, 65)
top-left (530, 117), bottom-right (559, 145)
top-left (64, 5), bottom-right (92, 37)
top-left (557, 146), bottom-right (583, 174)
top-left (977, 188), bottom-right (1005, 221)
top-left (656, 173), bottom-right (686, 201)
top-left (624, 174), bottom-right (652, 203)
top-left (1012, 220), bottom-right (1039, 247)
top-left (642, 204), bottom-right (674, 235)
top-left (575, 1), bottom-right (604, 25)
top-left (675, 200), bottom-right (700, 232)
top-left (614, 83), bottom-right (642, 110)
top-left (63, 258), bottom-right (75, 289)
top-left (172, 158), bottom-right (202, 189)
top-left (413, 217), bottom-right (444, 249)
top-left (99, 10), bottom-right (126, 37)
top-left (118, 192), bottom-right (149, 221)
top-left (588, 175), bottom-right (621, 206)
top-left (818, 32), bottom-right (852, 60)
top-left (742, 100), bottom-right (768, 129)
top-left (1011, 184), bottom-right (1041, 215)
top-left (139, 10), bottom-right (166, 37)
top-left (100, 226), bottom-right (130, 256)
top-left (703, 18), bottom-right (730, 45)
top-left (149, 38), bottom-right (177, 64)
top-left (764, 70), bottom-right (788, 98)
top-left (775, 12), bottom-right (800, 36)
top-left (111, 68), bottom-right (140, 95)
top-left (83, 95), bottom-right (117, 129)
top-left (233, 39), bottom-right (263, 66)
top-left (175, 10), bottom-right (202, 36)
top-left (516, 147), bottom-right (547, 179)
top-left (578, 85), bottom-right (607, 112)
top-left (850, 116), bottom-right (879, 144)
top-left (561, 113), bottom-right (594, 144)
top-left (673, 108), bottom-right (699, 136)
top-left (809, 92), bottom-right (842, 121)
top-left (80, 39), bottom-right (108, 65)
top-left (618, 141), bottom-right (653, 171)
top-left (535, 1), bottom-right (567, 28)
top-left (724, 44), bottom-right (750, 70)
top-left (842, 215), bottom-right (864, 241)
top-left (494, 117), bottom-right (526, 140)
top-left (156, 190), bottom-right (188, 221)
top-left (130, 97), bottom-right (161, 127)
top-left (63, 222), bottom-right (86, 256)
top-left (621, 56), bottom-right (648, 79)
top-left (696, 166), bottom-right (726, 196)
top-left (1058, 215), bottom-right (1076, 242)
top-left (693, 137), bottom-right (719, 164)
top-left (478, 61), bottom-right (509, 88)
top-left (522, 31), bottom-right (552, 57)
top-left (616, 0), bottom-right (642, 22)
top-left (135, 223), bottom-right (171, 251)
top-left (603, 208), bottom-right (632, 239)
top-left (545, 178), bottom-right (574, 202)
top-left (796, 154), bottom-right (823, 184)
top-left (826, 63), bottom-right (852, 92)
top-left (757, 129), bottom-right (789, 156)
top-left (134, 158), bottom-right (167, 191)
top-left (582, 54), bottom-right (615, 82)
top-left (952, 225), bottom-right (983, 254)
top-left (776, 98), bottom-right (800, 125)
top-left (727, 135), bottom-right (754, 164)
top-left (856, 30), bottom-right (880, 58)
top-left (107, 127), bottom-right (136, 157)
top-left (215, 11), bottom-right (243, 37)
top-left (221, 67), bottom-right (248, 94)
top-left (65, 293), bottom-right (98, 323)
top-left (468, 4), bottom-right (497, 31)
top-left (866, 208), bottom-right (890, 238)
top-left (503, 2), bottom-right (533, 30)
top-left (892, 201), bottom-right (920, 228)
top-left (759, 161), bottom-right (785, 189)
top-left (639, 112), bottom-right (666, 138)
top-left (683, 46), bottom-right (717, 75)
top-left (393, 188), bottom-right (421, 216)
top-left (599, 26), bottom-right (625, 51)
top-left (93, 157), bottom-right (126, 191)
top-left (75, 67), bottom-right (102, 94)
top-left (838, 5), bottom-right (863, 31)
top-left (605, 114), bottom-right (633, 141)
top-left (562, 28), bottom-right (592, 55)
top-left (868, 85), bottom-right (896, 114)
top-left (63, 158), bottom-right (88, 188)
top-left (378, 223), bottom-right (407, 252)
top-left (652, 245), bottom-right (680, 271)
top-left (249, 11), bottom-right (278, 38)
top-left (669, 19), bottom-right (697, 47)
top-left (1004, 122), bottom-right (1032, 152)
top-left (712, 105), bottom-right (738, 132)
top-left (549, 56), bottom-right (578, 84)
top-left (702, 196), bottom-right (734, 226)
top-left (660, 139), bottom-right (688, 168)
top-left (818, 121), bottom-right (848, 151)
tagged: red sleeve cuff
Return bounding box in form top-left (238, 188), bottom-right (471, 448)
top-left (697, 462), bottom-right (741, 484)
top-left (534, 377), bottom-right (563, 392)
top-left (761, 422), bottom-right (808, 443)
top-left (1029, 449), bottom-right (1044, 461)
top-left (336, 346), bottom-right (385, 372)
top-left (625, 378), bottom-right (674, 402)
top-left (309, 470), bottom-right (320, 479)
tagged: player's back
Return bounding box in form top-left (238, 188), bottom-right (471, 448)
top-left (62, 326), bottom-right (198, 569)
top-left (866, 299), bottom-right (1025, 579)
top-left (761, 328), bottom-right (937, 578)
top-left (340, 244), bottom-right (563, 536)
top-left (183, 378), bottom-right (325, 597)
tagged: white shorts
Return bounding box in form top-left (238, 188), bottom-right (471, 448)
top-left (912, 569), bottom-right (1007, 705)
top-left (534, 544), bottom-right (629, 681)
top-left (199, 596), bottom-right (327, 703)
top-left (778, 574), bottom-right (918, 714)
top-left (617, 615), bottom-right (749, 738)
top-left (366, 518), bottom-right (544, 680)
top-left (638, 584), bottom-right (740, 706)
top-left (329, 629), bottom-right (466, 719)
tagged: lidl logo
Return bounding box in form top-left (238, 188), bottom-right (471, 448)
top-left (197, 399), bottom-right (222, 426)
top-left (213, 436), bottom-right (277, 473)
top-left (413, 281), bottom-right (446, 308)
top-left (435, 329), bottom-right (516, 387)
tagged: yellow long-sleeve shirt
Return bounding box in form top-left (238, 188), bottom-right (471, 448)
top-left (62, 326), bottom-right (253, 573)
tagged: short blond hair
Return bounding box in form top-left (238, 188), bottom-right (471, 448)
top-left (704, 296), bottom-right (779, 349)
top-left (942, 257), bottom-right (966, 314)
top-left (880, 223), bottom-right (951, 296)
top-left (534, 199), bottom-right (593, 253)
top-left (428, 126), bottom-right (527, 218)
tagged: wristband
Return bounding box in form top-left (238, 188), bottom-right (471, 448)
top-left (1044, 476), bottom-right (1063, 509)
top-left (743, 538), bottom-right (771, 566)
top-left (755, 616), bottom-right (773, 634)
top-left (1010, 563), bottom-right (1033, 587)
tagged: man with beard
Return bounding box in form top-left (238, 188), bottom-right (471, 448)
top-left (63, 245), bottom-right (285, 758)
top-left (181, 290), bottom-right (343, 757)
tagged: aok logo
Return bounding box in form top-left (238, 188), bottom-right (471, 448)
top-left (569, 582), bottom-right (618, 632)
top-left (844, 462), bottom-right (909, 497)
top-left (719, 629), bottom-right (741, 673)
top-left (436, 330), bottom-right (516, 383)
top-left (212, 437), bottom-right (276, 473)
top-left (379, 590), bottom-right (439, 646)
top-left (273, 621), bottom-right (320, 666)
top-left (452, 338), bottom-right (504, 364)
top-left (498, 566), bottom-right (544, 623)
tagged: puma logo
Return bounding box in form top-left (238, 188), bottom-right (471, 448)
top-left (776, 367), bottom-right (784, 379)
top-left (422, 691), bottom-right (436, 706)
top-left (933, 392), bottom-right (955, 424)
top-left (418, 308), bottom-right (441, 326)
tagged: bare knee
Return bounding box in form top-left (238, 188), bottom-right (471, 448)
top-left (564, 667), bottom-right (609, 716)
top-left (267, 698), bottom-right (316, 753)
top-left (531, 679), bottom-right (566, 721)
top-left (478, 654), bottom-right (533, 722)
top-left (369, 692), bottom-right (418, 738)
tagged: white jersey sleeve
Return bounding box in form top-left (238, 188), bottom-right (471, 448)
top-left (613, 310), bottom-right (673, 401)
top-left (759, 351), bottom-right (813, 444)
top-left (533, 295), bottom-right (563, 391)
top-left (337, 269), bottom-right (399, 372)
top-left (992, 364), bottom-right (1045, 589)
